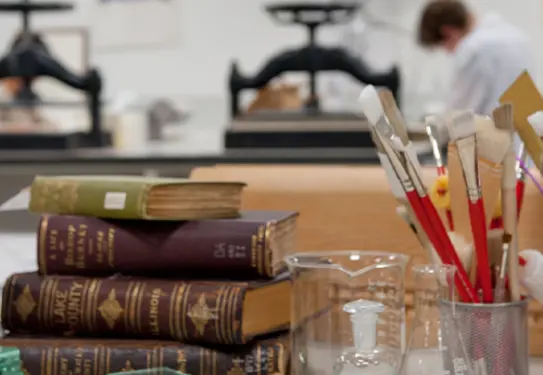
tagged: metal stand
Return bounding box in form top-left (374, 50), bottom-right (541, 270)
top-left (0, 1), bottom-right (110, 149)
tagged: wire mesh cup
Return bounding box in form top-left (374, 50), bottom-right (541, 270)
top-left (438, 298), bottom-right (529, 375)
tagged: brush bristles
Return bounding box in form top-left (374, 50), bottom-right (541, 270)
top-left (447, 111), bottom-right (475, 140)
top-left (476, 125), bottom-right (512, 165)
top-left (360, 85), bottom-right (385, 126)
top-left (492, 104), bottom-right (514, 132)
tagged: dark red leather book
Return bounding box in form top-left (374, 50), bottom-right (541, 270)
top-left (2, 272), bottom-right (290, 346)
top-left (37, 211), bottom-right (297, 278)
top-left (0, 334), bottom-right (289, 375)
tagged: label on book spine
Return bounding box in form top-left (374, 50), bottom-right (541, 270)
top-left (104, 192), bottom-right (127, 210)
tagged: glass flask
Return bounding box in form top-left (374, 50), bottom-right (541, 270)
top-left (332, 299), bottom-right (397, 375)
top-left (284, 251), bottom-right (408, 375)
top-left (399, 264), bottom-right (473, 375)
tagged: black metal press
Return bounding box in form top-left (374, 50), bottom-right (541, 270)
top-left (0, 0), bottom-right (110, 149)
top-left (228, 2), bottom-right (401, 118)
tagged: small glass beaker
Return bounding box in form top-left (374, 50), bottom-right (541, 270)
top-left (400, 264), bottom-right (473, 375)
top-left (285, 251), bottom-right (409, 375)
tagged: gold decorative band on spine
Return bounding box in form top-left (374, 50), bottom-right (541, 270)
top-left (264, 221), bottom-right (275, 277)
top-left (38, 216), bottom-right (49, 274)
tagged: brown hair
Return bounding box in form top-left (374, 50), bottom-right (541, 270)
top-left (417, 0), bottom-right (470, 48)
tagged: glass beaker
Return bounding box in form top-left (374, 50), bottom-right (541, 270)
top-left (285, 251), bottom-right (409, 375)
top-left (400, 264), bottom-right (473, 375)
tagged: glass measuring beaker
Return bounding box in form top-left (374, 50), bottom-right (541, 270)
top-left (399, 264), bottom-right (473, 375)
top-left (284, 251), bottom-right (408, 375)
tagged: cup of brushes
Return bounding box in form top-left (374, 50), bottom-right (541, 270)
top-left (359, 85), bottom-right (539, 375)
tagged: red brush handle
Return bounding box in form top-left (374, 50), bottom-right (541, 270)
top-left (418, 195), bottom-right (478, 303)
top-left (436, 166), bottom-right (447, 176)
top-left (468, 199), bottom-right (493, 303)
top-left (445, 209), bottom-right (455, 231)
top-left (516, 180), bottom-right (525, 221)
top-left (404, 191), bottom-right (476, 302)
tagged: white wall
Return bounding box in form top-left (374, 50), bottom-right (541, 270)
top-left (1, 0), bottom-right (542, 122)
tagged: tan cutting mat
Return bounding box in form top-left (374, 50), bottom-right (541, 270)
top-left (499, 71), bottom-right (543, 168)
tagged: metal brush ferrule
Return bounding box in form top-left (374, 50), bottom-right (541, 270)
top-left (515, 145), bottom-right (528, 181)
top-left (399, 176), bottom-right (414, 192)
top-left (425, 126), bottom-right (444, 168)
top-left (456, 136), bottom-right (482, 203)
top-left (516, 167), bottom-right (527, 181)
top-left (461, 163), bottom-right (481, 203)
top-left (402, 152), bottom-right (427, 196)
top-left (467, 187), bottom-right (482, 202)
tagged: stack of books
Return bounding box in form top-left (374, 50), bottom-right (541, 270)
top-left (0, 175), bottom-right (298, 375)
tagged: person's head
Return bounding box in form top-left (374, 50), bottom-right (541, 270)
top-left (417, 0), bottom-right (473, 53)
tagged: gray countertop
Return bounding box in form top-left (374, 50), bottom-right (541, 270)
top-left (0, 128), bottom-right (433, 165)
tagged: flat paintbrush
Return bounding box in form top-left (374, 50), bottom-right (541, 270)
top-left (493, 103), bottom-right (521, 301)
top-left (425, 117), bottom-right (454, 231)
top-left (447, 111), bottom-right (493, 303)
top-left (370, 128), bottom-right (438, 262)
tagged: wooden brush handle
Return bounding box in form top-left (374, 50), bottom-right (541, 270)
top-left (503, 188), bottom-right (521, 301)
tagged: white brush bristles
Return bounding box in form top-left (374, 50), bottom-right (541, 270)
top-left (476, 123), bottom-right (513, 165)
top-left (359, 85), bottom-right (385, 127)
top-left (528, 111), bottom-right (543, 137)
top-left (447, 111), bottom-right (476, 141)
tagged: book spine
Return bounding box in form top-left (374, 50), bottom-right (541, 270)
top-left (37, 215), bottom-right (272, 278)
top-left (29, 177), bottom-right (146, 219)
top-left (2, 273), bottom-right (246, 345)
top-left (13, 342), bottom-right (285, 375)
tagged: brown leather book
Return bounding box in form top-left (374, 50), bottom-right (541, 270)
top-left (37, 211), bottom-right (298, 279)
top-left (0, 334), bottom-right (289, 375)
top-left (2, 273), bottom-right (290, 345)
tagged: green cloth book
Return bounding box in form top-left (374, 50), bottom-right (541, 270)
top-left (29, 175), bottom-right (246, 220)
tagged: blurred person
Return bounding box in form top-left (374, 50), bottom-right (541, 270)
top-left (417, 0), bottom-right (534, 117)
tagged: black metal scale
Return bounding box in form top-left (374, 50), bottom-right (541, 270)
top-left (0, 0), bottom-right (110, 149)
top-left (226, 2), bottom-right (401, 148)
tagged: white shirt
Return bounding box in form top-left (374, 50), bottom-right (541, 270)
top-left (447, 13), bottom-right (535, 116)
top-left (446, 13), bottom-right (534, 154)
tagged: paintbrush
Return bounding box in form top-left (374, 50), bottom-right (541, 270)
top-left (447, 115), bottom-right (503, 238)
top-left (449, 114), bottom-right (510, 287)
top-left (447, 111), bottom-right (493, 303)
top-left (361, 86), bottom-right (478, 302)
top-left (492, 103), bottom-right (521, 301)
top-left (425, 117), bottom-right (454, 231)
top-left (499, 71), bottom-right (543, 173)
top-left (514, 143), bottom-right (529, 220)
top-left (494, 233), bottom-right (512, 302)
top-left (368, 110), bottom-right (440, 264)
top-left (378, 88), bottom-right (425, 179)
top-left (397, 205), bottom-right (473, 272)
